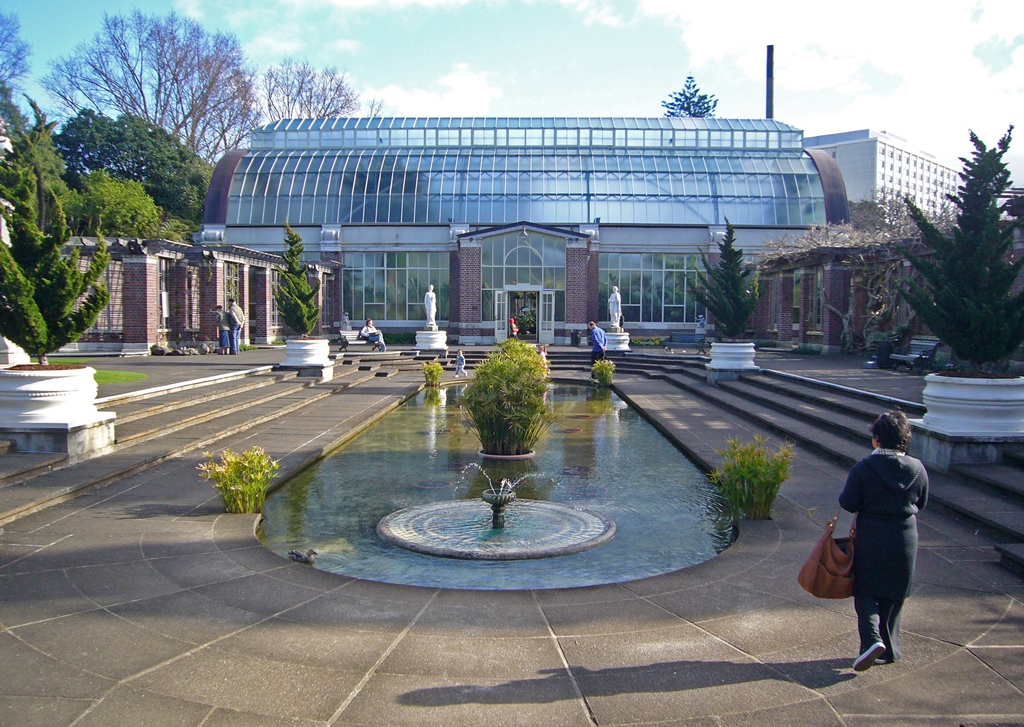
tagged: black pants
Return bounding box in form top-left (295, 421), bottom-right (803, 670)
top-left (591, 349), bottom-right (605, 366)
top-left (855, 595), bottom-right (903, 662)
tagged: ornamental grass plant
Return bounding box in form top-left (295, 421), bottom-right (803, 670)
top-left (198, 446), bottom-right (280, 514)
top-left (591, 359), bottom-right (615, 387)
top-left (423, 361), bottom-right (443, 386)
top-left (709, 435), bottom-right (793, 521)
top-left (461, 338), bottom-right (552, 456)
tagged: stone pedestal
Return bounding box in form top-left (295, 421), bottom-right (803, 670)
top-left (276, 339), bottom-right (335, 382)
top-left (0, 366), bottom-right (116, 460)
top-left (909, 374), bottom-right (1024, 471)
top-left (415, 327), bottom-right (448, 353)
top-left (705, 342), bottom-right (759, 385)
top-left (605, 328), bottom-right (630, 352)
top-left (0, 337), bottom-right (30, 367)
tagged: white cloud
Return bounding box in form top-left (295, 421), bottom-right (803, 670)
top-left (553, 0), bottom-right (627, 27)
top-left (365, 64), bottom-right (503, 115)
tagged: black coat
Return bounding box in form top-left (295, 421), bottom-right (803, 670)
top-left (839, 453), bottom-right (929, 600)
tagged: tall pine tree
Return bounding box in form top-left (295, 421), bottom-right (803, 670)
top-left (662, 74), bottom-right (718, 118)
top-left (693, 221), bottom-right (759, 339)
top-left (0, 114), bottom-right (109, 365)
top-left (900, 128), bottom-right (1024, 372)
top-left (274, 223), bottom-right (320, 337)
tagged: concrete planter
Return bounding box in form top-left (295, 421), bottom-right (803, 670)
top-left (708, 342), bottom-right (758, 369)
top-left (0, 366), bottom-right (101, 425)
top-left (282, 338), bottom-right (332, 368)
top-left (921, 374), bottom-right (1024, 435)
top-left (0, 366), bottom-right (115, 458)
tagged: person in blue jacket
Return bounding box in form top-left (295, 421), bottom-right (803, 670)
top-left (840, 410), bottom-right (928, 672)
top-left (588, 320), bottom-right (607, 366)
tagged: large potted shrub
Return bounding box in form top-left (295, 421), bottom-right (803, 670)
top-left (461, 338), bottom-right (552, 457)
top-left (0, 109), bottom-right (113, 453)
top-left (694, 221), bottom-right (761, 375)
top-left (275, 224), bottom-right (330, 372)
top-left (901, 128), bottom-right (1024, 435)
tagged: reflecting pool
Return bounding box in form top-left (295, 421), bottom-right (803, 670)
top-left (259, 385), bottom-right (733, 590)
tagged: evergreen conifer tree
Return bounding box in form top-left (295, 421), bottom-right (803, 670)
top-left (0, 117), bottom-right (109, 365)
top-left (662, 74), bottom-right (718, 118)
top-left (693, 221), bottom-right (759, 339)
top-left (274, 223), bottom-right (320, 337)
top-left (900, 128), bottom-right (1023, 372)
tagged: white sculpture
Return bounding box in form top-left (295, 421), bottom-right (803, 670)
top-left (607, 285), bottom-right (622, 328)
top-left (424, 284), bottom-right (437, 328)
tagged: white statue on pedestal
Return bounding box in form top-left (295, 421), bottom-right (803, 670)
top-left (607, 285), bottom-right (622, 329)
top-left (424, 284), bottom-right (437, 328)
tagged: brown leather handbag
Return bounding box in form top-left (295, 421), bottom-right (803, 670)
top-left (798, 509), bottom-right (856, 599)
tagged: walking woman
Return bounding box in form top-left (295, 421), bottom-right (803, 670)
top-left (840, 410), bottom-right (928, 672)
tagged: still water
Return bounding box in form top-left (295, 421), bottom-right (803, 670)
top-left (259, 385), bottom-right (733, 590)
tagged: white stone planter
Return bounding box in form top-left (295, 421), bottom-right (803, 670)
top-left (708, 342), bottom-right (758, 370)
top-left (0, 365), bottom-right (115, 458)
top-left (0, 366), bottom-right (101, 425)
top-left (921, 374), bottom-right (1024, 435)
top-left (282, 338), bottom-right (332, 368)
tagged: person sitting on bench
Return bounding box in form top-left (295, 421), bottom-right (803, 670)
top-left (358, 319), bottom-right (386, 351)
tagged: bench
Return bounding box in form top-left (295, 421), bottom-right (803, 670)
top-left (667, 331), bottom-right (708, 355)
top-left (889, 339), bottom-right (940, 373)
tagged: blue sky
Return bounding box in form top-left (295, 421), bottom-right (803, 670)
top-left (7, 0), bottom-right (1024, 181)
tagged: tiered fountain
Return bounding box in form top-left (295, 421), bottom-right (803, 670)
top-left (376, 466), bottom-right (616, 561)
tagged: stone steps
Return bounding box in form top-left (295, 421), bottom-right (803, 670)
top-left (0, 366), bottom-right (378, 526)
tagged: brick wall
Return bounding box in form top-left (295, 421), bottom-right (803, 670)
top-left (457, 245), bottom-right (481, 336)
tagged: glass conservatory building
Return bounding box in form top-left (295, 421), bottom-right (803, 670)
top-left (201, 117), bottom-right (849, 343)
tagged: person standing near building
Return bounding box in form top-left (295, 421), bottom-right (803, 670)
top-left (588, 321), bottom-right (607, 366)
top-left (839, 410), bottom-right (928, 672)
top-left (214, 305), bottom-right (231, 355)
top-left (227, 298), bottom-right (245, 355)
top-left (454, 349), bottom-right (466, 378)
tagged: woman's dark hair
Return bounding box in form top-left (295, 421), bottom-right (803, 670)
top-left (871, 411), bottom-right (912, 451)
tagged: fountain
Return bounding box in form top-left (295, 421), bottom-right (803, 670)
top-left (260, 385), bottom-right (733, 590)
top-left (376, 465), bottom-right (617, 560)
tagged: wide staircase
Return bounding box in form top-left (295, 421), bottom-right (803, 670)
top-left (2, 346), bottom-right (1021, 574)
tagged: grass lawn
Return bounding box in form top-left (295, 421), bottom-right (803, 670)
top-left (55, 359), bottom-right (149, 387)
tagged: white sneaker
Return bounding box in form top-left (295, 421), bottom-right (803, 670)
top-left (854, 642), bottom-right (886, 672)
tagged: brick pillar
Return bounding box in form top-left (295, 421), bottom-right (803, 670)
top-left (565, 244), bottom-right (590, 326)
top-left (121, 255), bottom-right (160, 353)
top-left (449, 248), bottom-right (461, 328)
top-left (822, 263), bottom-right (850, 353)
top-left (778, 273), bottom-right (794, 343)
top-left (249, 267), bottom-right (271, 344)
top-left (457, 242), bottom-right (481, 339)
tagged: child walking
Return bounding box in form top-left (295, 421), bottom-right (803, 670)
top-left (454, 349), bottom-right (466, 378)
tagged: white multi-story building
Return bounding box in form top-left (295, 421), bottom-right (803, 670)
top-left (804, 129), bottom-right (958, 216)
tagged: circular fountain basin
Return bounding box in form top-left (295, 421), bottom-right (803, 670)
top-left (377, 500), bottom-right (616, 560)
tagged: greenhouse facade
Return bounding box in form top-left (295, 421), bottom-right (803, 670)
top-left (200, 116), bottom-right (849, 344)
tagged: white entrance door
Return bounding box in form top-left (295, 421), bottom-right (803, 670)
top-left (539, 291), bottom-right (554, 345)
top-left (494, 290), bottom-right (508, 342)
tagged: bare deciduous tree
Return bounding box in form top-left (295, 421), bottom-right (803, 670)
top-left (261, 59), bottom-right (360, 121)
top-left (0, 11), bottom-right (30, 90)
top-left (42, 10), bottom-right (259, 162)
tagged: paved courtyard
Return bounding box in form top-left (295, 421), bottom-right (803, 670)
top-left (0, 348), bottom-right (1021, 726)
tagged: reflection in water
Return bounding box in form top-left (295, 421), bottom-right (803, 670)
top-left (260, 385), bottom-right (734, 590)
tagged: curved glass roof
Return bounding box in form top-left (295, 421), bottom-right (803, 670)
top-left (224, 117), bottom-right (827, 228)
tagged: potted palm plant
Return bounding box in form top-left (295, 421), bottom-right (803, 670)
top-left (900, 128), bottom-right (1024, 436)
top-left (693, 221), bottom-right (761, 381)
top-left (461, 338), bottom-right (552, 457)
top-left (0, 108), bottom-right (114, 456)
top-left (275, 224), bottom-right (331, 379)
